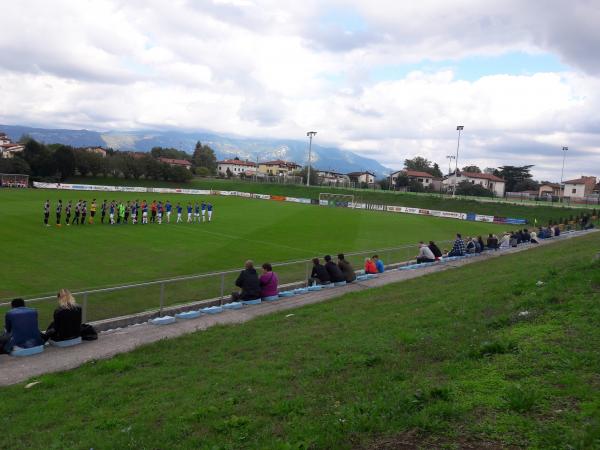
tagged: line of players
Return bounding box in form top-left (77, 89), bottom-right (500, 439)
top-left (43, 199), bottom-right (214, 226)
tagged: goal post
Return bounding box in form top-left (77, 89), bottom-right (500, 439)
top-left (0, 173), bottom-right (29, 188)
top-left (318, 192), bottom-right (354, 207)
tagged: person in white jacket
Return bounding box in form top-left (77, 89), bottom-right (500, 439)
top-left (416, 242), bottom-right (435, 263)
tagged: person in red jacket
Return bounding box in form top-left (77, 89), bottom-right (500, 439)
top-left (364, 257), bottom-right (377, 274)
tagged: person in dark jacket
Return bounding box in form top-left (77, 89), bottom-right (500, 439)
top-left (0, 298), bottom-right (44, 354)
top-left (428, 241), bottom-right (442, 260)
top-left (337, 253), bottom-right (356, 283)
top-left (309, 257), bottom-right (331, 285)
top-left (324, 255), bottom-right (345, 283)
top-left (233, 260), bottom-right (261, 300)
top-left (44, 289), bottom-right (82, 342)
top-left (486, 233), bottom-right (499, 250)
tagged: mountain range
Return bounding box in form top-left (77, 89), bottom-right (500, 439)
top-left (0, 125), bottom-right (390, 177)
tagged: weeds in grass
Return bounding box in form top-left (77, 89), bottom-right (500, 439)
top-left (470, 340), bottom-right (519, 359)
top-left (504, 385), bottom-right (537, 413)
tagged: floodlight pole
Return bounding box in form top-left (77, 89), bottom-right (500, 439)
top-left (452, 126), bottom-right (464, 197)
top-left (560, 146), bottom-right (568, 203)
top-left (446, 155), bottom-right (455, 176)
top-left (306, 131), bottom-right (317, 186)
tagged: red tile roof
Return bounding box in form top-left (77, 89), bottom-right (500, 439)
top-left (158, 157), bottom-right (192, 166)
top-left (261, 159), bottom-right (300, 167)
top-left (218, 159), bottom-right (257, 167)
top-left (564, 177), bottom-right (596, 184)
top-left (405, 170), bottom-right (438, 179)
top-left (460, 171), bottom-right (504, 182)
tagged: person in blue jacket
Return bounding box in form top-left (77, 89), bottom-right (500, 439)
top-left (372, 255), bottom-right (385, 273)
top-left (165, 200), bottom-right (172, 223)
top-left (0, 299), bottom-right (43, 354)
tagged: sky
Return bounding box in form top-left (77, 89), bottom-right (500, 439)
top-left (1, 0), bottom-right (599, 181)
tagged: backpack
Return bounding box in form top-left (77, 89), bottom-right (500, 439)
top-left (80, 323), bottom-right (98, 341)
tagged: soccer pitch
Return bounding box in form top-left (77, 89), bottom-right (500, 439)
top-left (1, 188), bottom-right (509, 321)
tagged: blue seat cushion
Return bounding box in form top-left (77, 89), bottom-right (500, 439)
top-left (307, 285), bottom-right (322, 291)
top-left (263, 295), bottom-right (279, 301)
top-left (50, 337), bottom-right (82, 348)
top-left (202, 306), bottom-right (223, 314)
top-left (150, 316), bottom-right (176, 325)
top-left (223, 302), bottom-right (243, 309)
top-left (322, 282), bottom-right (336, 288)
top-left (334, 281), bottom-right (347, 286)
top-left (356, 274), bottom-right (369, 281)
top-left (279, 291), bottom-right (295, 297)
top-left (11, 345), bottom-right (45, 357)
top-left (366, 274), bottom-right (378, 278)
top-left (175, 310), bottom-right (202, 320)
top-left (294, 288), bottom-right (309, 294)
top-left (242, 298), bottom-right (261, 305)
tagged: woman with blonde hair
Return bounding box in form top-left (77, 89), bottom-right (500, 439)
top-left (44, 288), bottom-right (82, 342)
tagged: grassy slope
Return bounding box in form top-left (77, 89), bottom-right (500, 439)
top-left (1, 233), bottom-right (598, 449)
top-left (1, 188), bottom-right (506, 298)
top-left (67, 176), bottom-right (599, 226)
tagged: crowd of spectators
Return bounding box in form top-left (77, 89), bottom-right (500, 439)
top-left (2, 222), bottom-right (591, 356)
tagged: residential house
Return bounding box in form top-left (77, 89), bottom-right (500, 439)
top-left (85, 147), bottom-right (107, 157)
top-left (316, 170), bottom-right (350, 185)
top-left (538, 182), bottom-right (563, 198)
top-left (217, 159), bottom-right (257, 176)
top-left (0, 133), bottom-right (11, 146)
top-left (444, 171), bottom-right (506, 197)
top-left (347, 171), bottom-right (376, 185)
top-left (0, 143), bottom-right (25, 159)
top-left (258, 160), bottom-right (301, 176)
top-left (563, 176), bottom-right (597, 199)
top-left (157, 157), bottom-right (193, 170)
top-left (390, 169), bottom-right (442, 190)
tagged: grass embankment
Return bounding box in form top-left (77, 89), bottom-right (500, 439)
top-left (67, 176), bottom-right (598, 226)
top-left (1, 233), bottom-right (598, 449)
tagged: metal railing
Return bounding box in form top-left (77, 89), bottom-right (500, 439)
top-left (0, 241), bottom-right (454, 326)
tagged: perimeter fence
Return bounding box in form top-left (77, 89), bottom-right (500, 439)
top-left (0, 241), bottom-right (454, 326)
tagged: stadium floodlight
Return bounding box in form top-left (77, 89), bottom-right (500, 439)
top-left (452, 125), bottom-right (464, 197)
top-left (306, 131), bottom-right (317, 187)
top-left (446, 155), bottom-right (455, 176)
top-left (560, 146), bottom-right (568, 203)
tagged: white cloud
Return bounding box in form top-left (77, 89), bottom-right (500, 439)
top-left (0, 0), bottom-right (599, 181)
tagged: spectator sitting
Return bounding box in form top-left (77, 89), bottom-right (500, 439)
top-left (530, 230), bottom-right (539, 244)
top-left (364, 257), bottom-right (377, 274)
top-left (259, 263), bottom-right (279, 299)
top-left (428, 241), bottom-right (442, 260)
top-left (553, 225), bottom-right (561, 236)
top-left (466, 237), bottom-right (477, 254)
top-left (486, 233), bottom-right (499, 250)
top-left (447, 233), bottom-right (466, 257)
top-left (416, 242), bottom-right (435, 263)
top-left (373, 255), bottom-right (385, 273)
top-left (44, 288), bottom-right (82, 342)
top-left (309, 257), bottom-right (331, 285)
top-left (477, 236), bottom-right (485, 252)
top-left (0, 298), bottom-right (43, 354)
top-left (324, 255), bottom-right (345, 283)
top-left (510, 231), bottom-right (519, 247)
top-left (338, 254), bottom-right (356, 283)
top-left (499, 232), bottom-right (511, 249)
top-left (522, 228), bottom-right (531, 242)
top-left (232, 260), bottom-right (261, 301)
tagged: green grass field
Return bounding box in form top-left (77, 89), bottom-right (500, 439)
top-left (1, 232), bottom-right (598, 449)
top-left (1, 187), bottom-right (514, 323)
top-left (68, 176), bottom-right (600, 226)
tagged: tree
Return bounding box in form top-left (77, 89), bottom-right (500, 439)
top-left (408, 180), bottom-right (424, 192)
top-left (462, 165), bottom-right (481, 173)
top-left (74, 150), bottom-right (93, 176)
top-left (431, 163), bottom-right (443, 178)
top-left (195, 167), bottom-right (210, 177)
top-left (87, 153), bottom-right (107, 177)
top-left (404, 156), bottom-right (432, 172)
top-left (496, 165), bottom-right (534, 192)
top-left (0, 156), bottom-right (30, 175)
top-left (23, 139), bottom-right (55, 177)
top-left (513, 178), bottom-right (539, 192)
top-left (192, 142), bottom-right (217, 174)
top-left (150, 147), bottom-right (190, 161)
top-left (53, 145), bottom-right (76, 181)
top-left (142, 156), bottom-right (164, 180)
top-left (394, 173), bottom-right (409, 188)
top-left (455, 180), bottom-right (494, 197)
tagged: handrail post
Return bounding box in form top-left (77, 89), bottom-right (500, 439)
top-left (159, 283), bottom-right (165, 317)
top-left (220, 273), bottom-right (225, 305)
top-left (305, 261), bottom-right (310, 287)
top-left (82, 293), bottom-right (88, 323)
